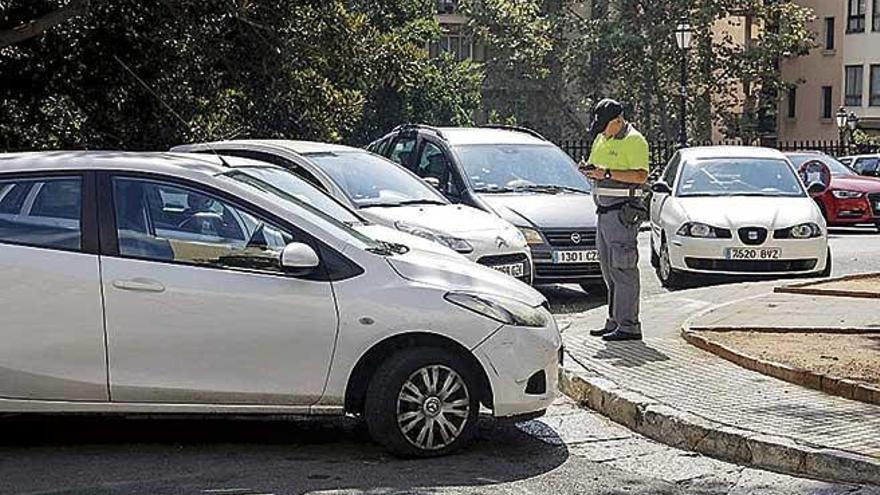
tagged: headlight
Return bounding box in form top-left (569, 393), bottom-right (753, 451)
top-left (676, 222), bottom-right (729, 238)
top-left (831, 190), bottom-right (863, 199)
top-left (777, 223), bottom-right (823, 239)
top-left (445, 292), bottom-right (548, 328)
top-left (518, 227), bottom-right (544, 245)
top-left (395, 221), bottom-right (474, 254)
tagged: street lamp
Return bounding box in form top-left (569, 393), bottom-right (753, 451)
top-left (847, 111), bottom-right (860, 153)
top-left (836, 107), bottom-right (848, 151)
top-left (675, 19), bottom-right (693, 148)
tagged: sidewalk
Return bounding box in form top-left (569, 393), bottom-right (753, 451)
top-left (558, 282), bottom-right (880, 485)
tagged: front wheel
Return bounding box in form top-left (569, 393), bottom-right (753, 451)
top-left (818, 249), bottom-right (832, 278)
top-left (657, 239), bottom-right (685, 289)
top-left (364, 348), bottom-right (480, 458)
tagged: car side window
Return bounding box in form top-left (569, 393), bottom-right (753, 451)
top-left (416, 141), bottom-right (459, 196)
top-left (113, 177), bottom-right (295, 273)
top-left (388, 136), bottom-right (417, 167)
top-left (218, 150), bottom-right (328, 192)
top-left (661, 153), bottom-right (680, 186)
top-left (0, 176), bottom-right (82, 251)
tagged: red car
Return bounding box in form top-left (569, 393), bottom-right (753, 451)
top-left (786, 151), bottom-right (880, 231)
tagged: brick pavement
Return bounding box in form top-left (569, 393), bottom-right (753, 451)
top-left (559, 283), bottom-right (880, 461)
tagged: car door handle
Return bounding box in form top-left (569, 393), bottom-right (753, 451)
top-left (112, 278), bottom-right (165, 293)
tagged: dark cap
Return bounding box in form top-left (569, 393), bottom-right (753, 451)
top-left (588, 98), bottom-right (624, 136)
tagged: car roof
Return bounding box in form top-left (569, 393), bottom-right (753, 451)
top-left (679, 146), bottom-right (788, 161)
top-left (430, 128), bottom-right (550, 147)
top-left (174, 140), bottom-right (363, 155)
top-left (0, 150), bottom-right (273, 176)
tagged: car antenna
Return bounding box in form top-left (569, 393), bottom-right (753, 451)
top-left (112, 55), bottom-right (232, 167)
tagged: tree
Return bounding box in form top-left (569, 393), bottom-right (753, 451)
top-left (0, 0), bottom-right (482, 151)
top-left (0, 0), bottom-right (91, 49)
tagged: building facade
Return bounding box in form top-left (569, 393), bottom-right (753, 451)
top-left (779, 0), bottom-right (880, 141)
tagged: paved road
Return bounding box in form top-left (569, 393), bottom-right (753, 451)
top-left (2, 228), bottom-right (879, 494)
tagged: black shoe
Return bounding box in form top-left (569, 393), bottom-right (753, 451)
top-left (601, 330), bottom-right (643, 342)
top-left (589, 327), bottom-right (615, 337)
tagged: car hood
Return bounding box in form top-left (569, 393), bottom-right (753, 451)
top-left (478, 193), bottom-right (597, 229)
top-left (386, 248), bottom-right (546, 307)
top-left (677, 196), bottom-right (821, 229)
top-left (359, 204), bottom-right (516, 235)
top-left (830, 175), bottom-right (880, 192)
top-left (353, 224), bottom-right (465, 260)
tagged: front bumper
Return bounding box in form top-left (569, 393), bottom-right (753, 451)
top-left (668, 236), bottom-right (827, 275)
top-left (472, 309), bottom-right (561, 417)
top-left (475, 252), bottom-right (534, 285)
top-left (829, 195), bottom-right (880, 225)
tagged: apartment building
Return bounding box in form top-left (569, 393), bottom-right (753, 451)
top-left (779, 0), bottom-right (880, 141)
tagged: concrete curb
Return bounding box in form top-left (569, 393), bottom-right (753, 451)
top-left (559, 367), bottom-right (880, 485)
top-left (775, 272), bottom-right (880, 299)
top-left (681, 328), bottom-right (880, 406)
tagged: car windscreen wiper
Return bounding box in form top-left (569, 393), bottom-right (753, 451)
top-left (515, 184), bottom-right (589, 194)
top-left (396, 199), bottom-right (447, 206)
top-left (474, 186), bottom-right (516, 193)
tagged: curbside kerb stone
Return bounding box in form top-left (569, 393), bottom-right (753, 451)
top-left (560, 367), bottom-right (880, 485)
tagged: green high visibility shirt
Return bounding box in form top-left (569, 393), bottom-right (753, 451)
top-left (588, 124), bottom-right (650, 171)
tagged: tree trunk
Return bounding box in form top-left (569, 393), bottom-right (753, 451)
top-left (0, 0), bottom-right (92, 49)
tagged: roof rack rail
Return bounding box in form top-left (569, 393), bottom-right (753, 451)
top-left (480, 124), bottom-right (547, 141)
top-left (391, 123), bottom-right (446, 141)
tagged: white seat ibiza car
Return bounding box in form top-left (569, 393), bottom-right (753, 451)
top-left (0, 151), bottom-right (560, 457)
top-left (649, 146), bottom-right (830, 288)
top-left (172, 141), bottom-right (534, 284)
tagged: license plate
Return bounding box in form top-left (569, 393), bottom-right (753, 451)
top-left (492, 263), bottom-right (525, 278)
top-left (552, 250), bottom-right (600, 264)
top-left (725, 248), bottom-right (782, 260)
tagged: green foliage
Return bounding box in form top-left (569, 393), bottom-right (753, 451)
top-left (0, 0), bottom-right (482, 150)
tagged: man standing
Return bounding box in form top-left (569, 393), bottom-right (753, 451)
top-left (581, 99), bottom-right (649, 341)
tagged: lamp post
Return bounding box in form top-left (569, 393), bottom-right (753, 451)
top-left (847, 111), bottom-right (860, 154)
top-left (675, 19), bottom-right (693, 148)
top-left (836, 107), bottom-right (848, 152)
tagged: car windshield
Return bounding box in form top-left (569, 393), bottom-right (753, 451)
top-left (222, 167), bottom-right (378, 246)
top-left (304, 151), bottom-right (448, 208)
top-left (454, 144), bottom-right (591, 193)
top-left (677, 158), bottom-right (805, 197)
top-left (787, 154), bottom-right (856, 177)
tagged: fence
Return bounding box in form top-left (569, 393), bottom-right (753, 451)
top-left (558, 138), bottom-right (880, 171)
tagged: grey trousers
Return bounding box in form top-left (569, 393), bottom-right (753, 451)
top-left (596, 210), bottom-right (642, 335)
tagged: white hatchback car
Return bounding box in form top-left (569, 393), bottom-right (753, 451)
top-left (649, 147), bottom-right (830, 288)
top-left (0, 151), bottom-right (560, 457)
top-left (172, 141), bottom-right (534, 284)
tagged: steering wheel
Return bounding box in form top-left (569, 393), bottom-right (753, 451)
top-left (177, 212), bottom-right (226, 235)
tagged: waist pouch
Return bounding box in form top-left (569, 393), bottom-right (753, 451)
top-left (597, 200), bottom-right (648, 227)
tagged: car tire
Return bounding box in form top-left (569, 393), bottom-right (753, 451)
top-left (819, 249), bottom-right (832, 278)
top-left (650, 236), bottom-right (660, 268)
top-left (364, 347), bottom-right (480, 458)
top-left (657, 238), bottom-right (685, 289)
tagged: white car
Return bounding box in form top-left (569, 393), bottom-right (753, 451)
top-left (649, 146), bottom-right (830, 288)
top-left (0, 151), bottom-right (560, 457)
top-left (172, 141), bottom-right (534, 284)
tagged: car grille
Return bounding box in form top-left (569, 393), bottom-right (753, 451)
top-left (542, 228), bottom-right (598, 247)
top-left (737, 227), bottom-right (768, 246)
top-left (869, 193), bottom-right (880, 217)
top-left (477, 253), bottom-right (532, 284)
top-left (684, 258), bottom-right (817, 273)
top-left (534, 263), bottom-right (603, 279)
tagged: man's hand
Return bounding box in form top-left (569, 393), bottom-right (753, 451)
top-left (586, 167), bottom-right (606, 180)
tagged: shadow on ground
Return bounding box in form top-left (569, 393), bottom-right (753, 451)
top-left (538, 284), bottom-right (606, 314)
top-left (0, 414), bottom-right (569, 494)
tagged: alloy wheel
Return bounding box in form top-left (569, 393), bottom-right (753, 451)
top-left (659, 241), bottom-right (672, 282)
top-left (396, 364), bottom-right (470, 451)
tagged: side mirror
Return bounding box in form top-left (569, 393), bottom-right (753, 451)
top-left (281, 242), bottom-right (320, 272)
top-left (423, 177), bottom-right (441, 189)
top-left (651, 181), bottom-right (672, 194)
top-left (806, 181), bottom-right (827, 195)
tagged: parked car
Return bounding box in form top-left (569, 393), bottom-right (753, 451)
top-left (0, 151), bottom-right (561, 457)
top-left (172, 141), bottom-right (534, 285)
top-left (786, 151), bottom-right (880, 231)
top-left (838, 154), bottom-right (880, 177)
top-left (649, 147), bottom-right (830, 288)
top-left (368, 125), bottom-right (602, 292)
